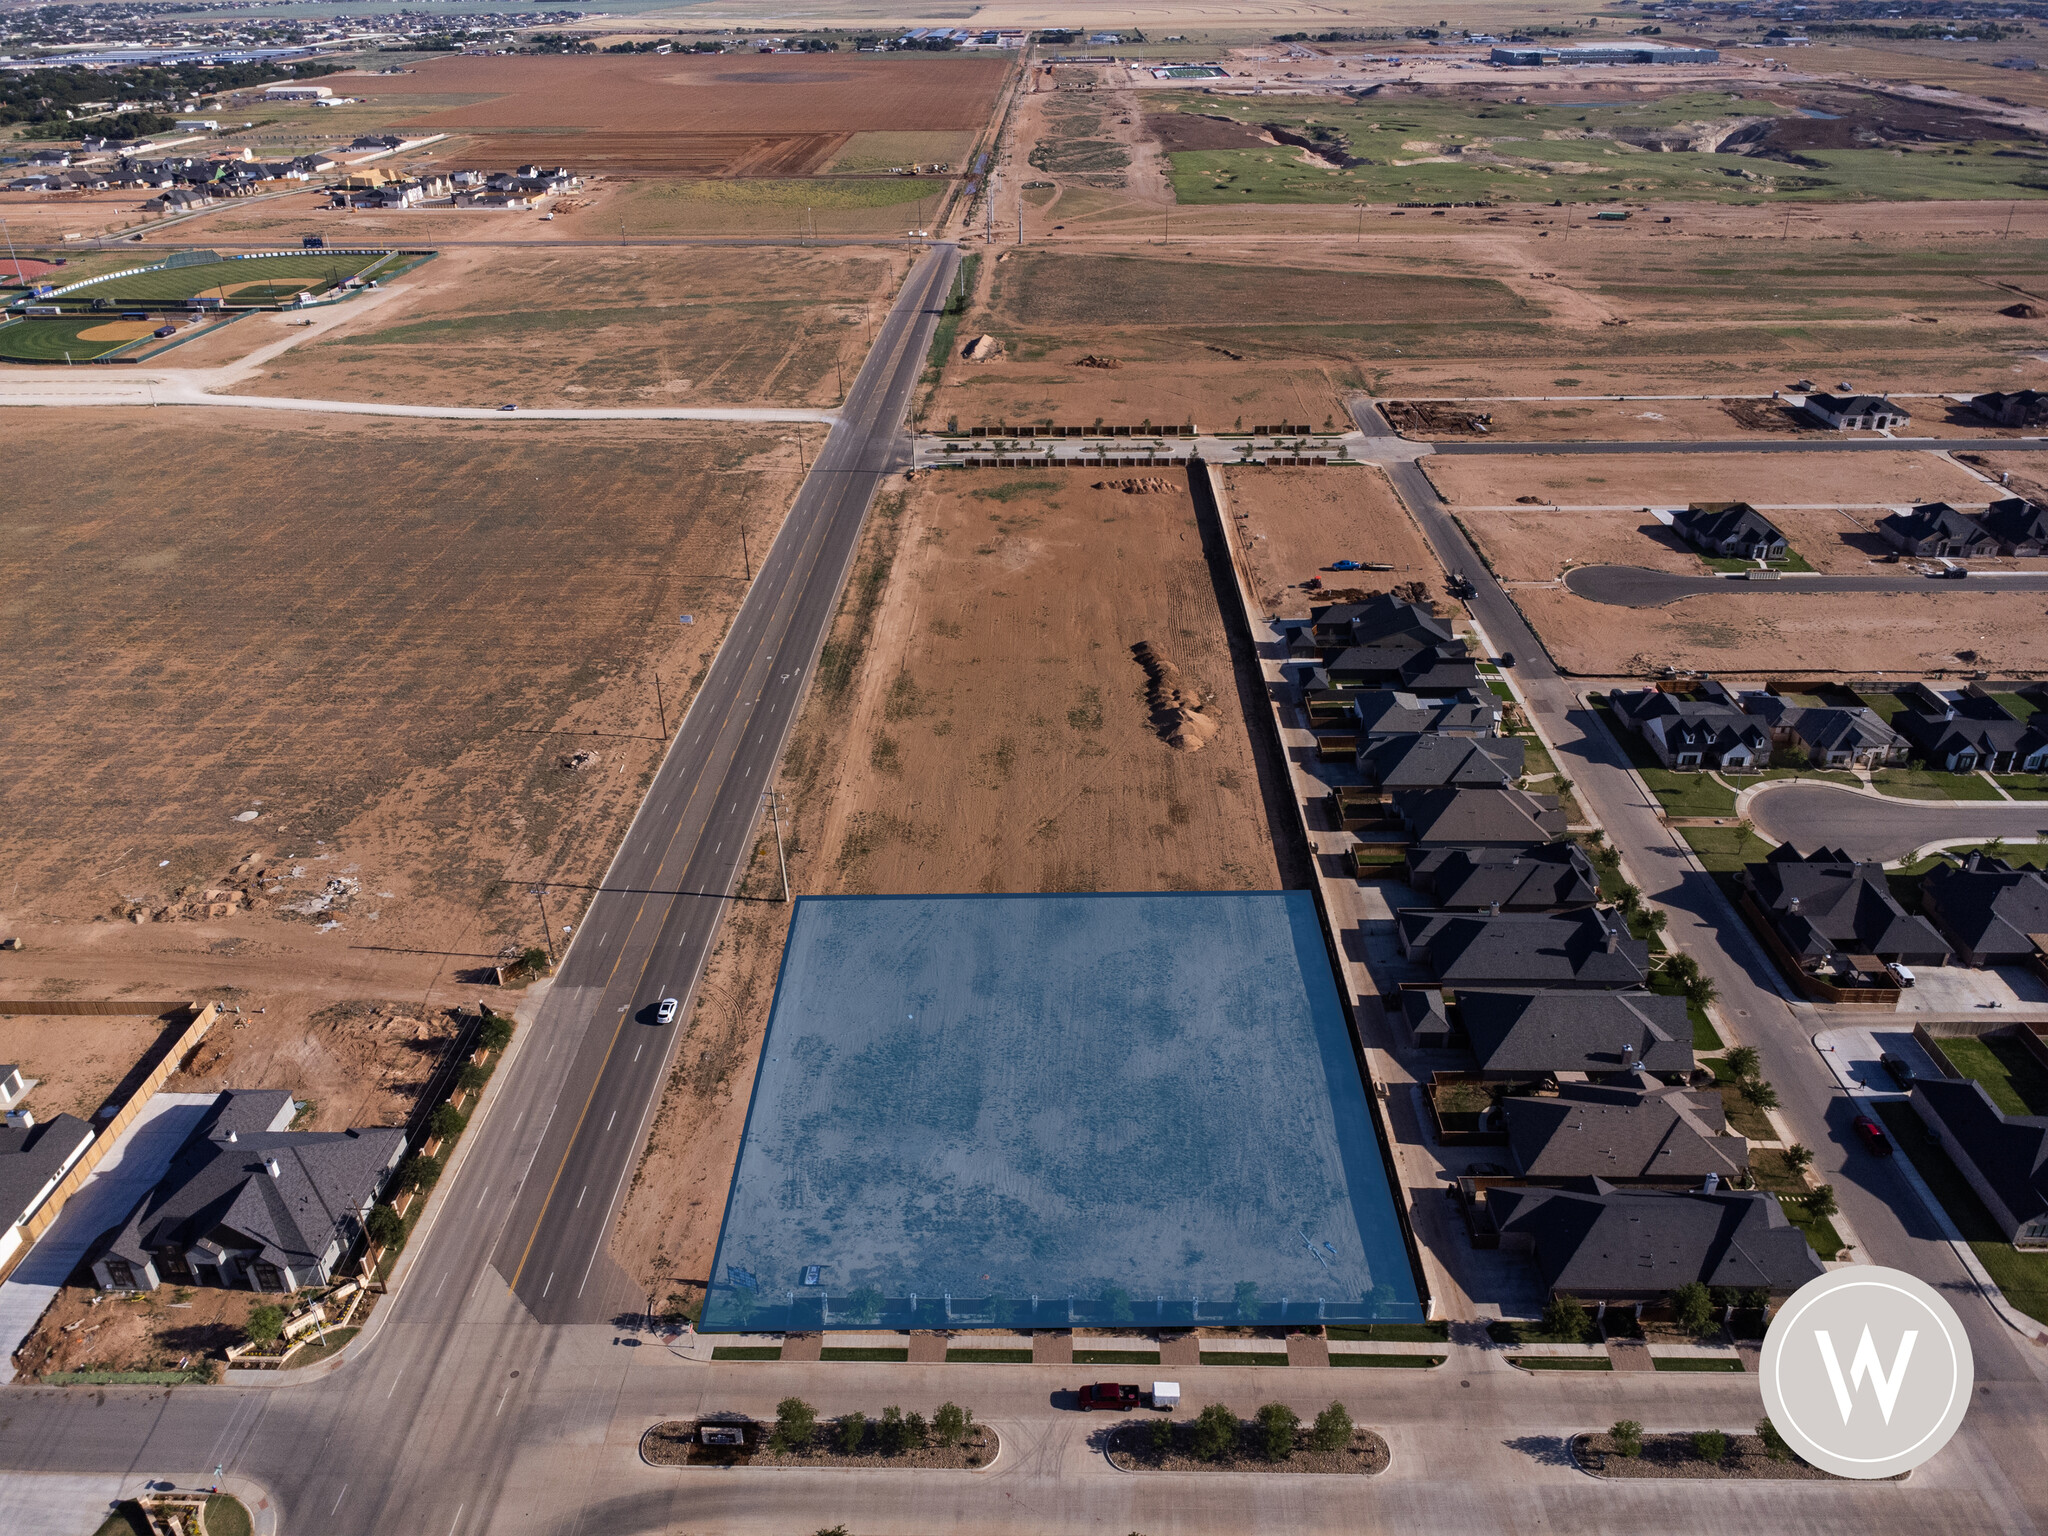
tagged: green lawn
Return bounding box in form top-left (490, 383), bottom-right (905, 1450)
top-left (820, 1346), bottom-right (909, 1362)
top-left (1511, 1355), bottom-right (1613, 1371)
top-left (1642, 768), bottom-right (1738, 819)
top-left (1986, 692), bottom-right (2041, 723)
top-left (67, 251), bottom-right (392, 306)
top-left (1074, 1348), bottom-right (1160, 1364)
top-left (1201, 1351), bottom-right (1288, 1366)
top-left (206, 1496), bottom-right (253, 1536)
top-left (1875, 1100), bottom-right (2048, 1327)
top-left (0, 316), bottom-right (148, 362)
top-left (1331, 1351), bottom-right (1443, 1367)
top-left (1653, 1357), bottom-right (1746, 1372)
top-left (1702, 549), bottom-right (1815, 574)
top-left (1938, 1034), bottom-right (2048, 1117)
top-left (1700, 1056), bottom-right (1780, 1141)
top-left (1748, 1149), bottom-right (1847, 1260)
top-left (1647, 968), bottom-right (1722, 1050)
top-left (1866, 767), bottom-right (2005, 802)
top-left (1325, 1322), bottom-right (1450, 1342)
top-left (947, 1347), bottom-right (1032, 1363)
top-left (1489, 1319), bottom-right (1593, 1346)
top-left (711, 1345), bottom-right (783, 1360)
top-left (1679, 824), bottom-right (1777, 874)
top-left (1996, 775), bottom-right (2048, 801)
top-left (1852, 689), bottom-right (1914, 724)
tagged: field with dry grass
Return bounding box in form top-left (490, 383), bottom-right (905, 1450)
top-left (1423, 449), bottom-right (1992, 510)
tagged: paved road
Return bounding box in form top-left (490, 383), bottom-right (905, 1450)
top-left (1750, 781), bottom-right (2048, 862)
top-left (487, 242), bottom-right (958, 1326)
top-left (1565, 563), bottom-right (2048, 607)
top-left (1432, 436), bottom-right (2048, 456)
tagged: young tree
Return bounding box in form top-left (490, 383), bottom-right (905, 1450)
top-left (932, 1401), bottom-right (969, 1449)
top-left (476, 1012), bottom-right (514, 1053)
top-left (1610, 1419), bottom-right (1643, 1459)
top-left (1782, 1142), bottom-right (1814, 1174)
top-left (770, 1397), bottom-right (816, 1454)
top-left (429, 1103), bottom-right (463, 1142)
top-left (244, 1305), bottom-right (285, 1344)
top-left (1757, 1417), bottom-right (1792, 1462)
top-left (877, 1405), bottom-right (913, 1455)
top-left (1309, 1401), bottom-right (1354, 1454)
top-left (364, 1203), bottom-right (403, 1250)
top-left (1724, 1045), bottom-right (1761, 1080)
top-left (1254, 1402), bottom-right (1300, 1462)
top-left (1190, 1403), bottom-right (1239, 1462)
top-left (458, 1062), bottom-right (490, 1096)
top-left (1741, 1077), bottom-right (1780, 1111)
top-left (904, 1409), bottom-right (928, 1449)
top-left (1542, 1291), bottom-right (1592, 1343)
top-left (1692, 1430), bottom-right (1728, 1466)
top-left (836, 1410), bottom-right (868, 1455)
top-left (1671, 1281), bottom-right (1714, 1336)
top-left (1685, 972), bottom-right (1719, 1009)
top-left (394, 1153), bottom-right (441, 1195)
top-left (1802, 1184), bottom-right (1839, 1221)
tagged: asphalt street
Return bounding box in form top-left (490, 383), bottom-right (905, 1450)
top-left (491, 242), bottom-right (960, 1326)
top-left (1750, 781), bottom-right (2048, 862)
top-left (1565, 563), bottom-right (2048, 607)
top-left (1432, 436), bottom-right (2048, 456)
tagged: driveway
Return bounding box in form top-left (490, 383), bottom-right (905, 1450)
top-left (1813, 1025), bottom-right (1944, 1096)
top-left (1564, 564), bottom-right (2048, 607)
top-left (1748, 781), bottom-right (2048, 862)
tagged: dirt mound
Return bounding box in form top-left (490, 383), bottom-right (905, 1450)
top-left (1073, 354), bottom-right (1123, 370)
top-left (961, 333), bottom-right (1004, 361)
top-left (1093, 477), bottom-right (1175, 494)
top-left (1132, 640), bottom-right (1221, 751)
top-left (2003, 303), bottom-right (2044, 319)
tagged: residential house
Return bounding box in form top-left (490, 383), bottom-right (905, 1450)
top-left (1969, 390), bottom-right (2048, 430)
top-left (93, 1090), bottom-right (404, 1293)
top-left (1405, 841), bottom-right (1599, 912)
top-left (1738, 696), bottom-right (1908, 768)
top-left (1357, 733), bottom-right (1524, 794)
top-left (1489, 1179), bottom-right (1825, 1302)
top-left (1460, 987), bottom-right (1693, 1077)
top-left (0, 1113), bottom-right (96, 1274)
top-left (1911, 1075), bottom-right (2048, 1245)
top-left (1801, 392), bottom-right (1910, 431)
top-left (1305, 688), bottom-right (1499, 760)
top-left (1609, 688), bottom-right (1771, 769)
top-left (1395, 908), bottom-right (1651, 989)
top-left (1742, 842), bottom-right (1952, 965)
top-left (1921, 854), bottom-right (2048, 967)
top-left (1896, 690), bottom-right (2048, 774)
top-left (1501, 1082), bottom-right (1747, 1186)
top-left (1391, 786), bottom-right (1565, 848)
top-left (1878, 502), bottom-right (1999, 559)
top-left (1976, 497), bottom-right (2048, 556)
top-left (1669, 502), bottom-right (1787, 561)
top-left (1284, 594), bottom-right (1472, 695)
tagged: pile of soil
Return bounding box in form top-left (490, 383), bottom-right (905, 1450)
top-left (1094, 477), bottom-right (1175, 494)
top-left (2002, 303), bottom-right (2044, 319)
top-left (961, 333), bottom-right (1004, 361)
top-left (1106, 1423), bottom-right (1390, 1476)
top-left (1576, 1431), bottom-right (1845, 1482)
top-left (1074, 354), bottom-right (1122, 370)
top-left (1132, 640), bottom-right (1221, 751)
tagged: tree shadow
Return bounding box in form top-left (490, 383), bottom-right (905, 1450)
top-left (1504, 1433), bottom-right (1577, 1468)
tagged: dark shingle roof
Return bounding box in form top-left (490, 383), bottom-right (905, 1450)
top-left (1361, 733), bottom-right (1524, 791)
top-left (1977, 497), bottom-right (2048, 548)
top-left (1671, 503), bottom-right (1784, 550)
top-left (1342, 691), bottom-right (1499, 737)
top-left (1397, 911), bottom-right (1650, 988)
top-left (1503, 1082), bottom-right (1745, 1181)
top-left (1460, 989), bottom-right (1692, 1074)
top-left (1394, 787), bottom-right (1566, 847)
top-left (1923, 861), bottom-right (2048, 962)
top-left (1745, 845), bottom-right (1950, 961)
top-left (1912, 1077), bottom-right (2048, 1227)
top-left (0, 1113), bottom-right (95, 1227)
top-left (1489, 1179), bottom-right (1825, 1296)
top-left (1408, 842), bottom-right (1599, 911)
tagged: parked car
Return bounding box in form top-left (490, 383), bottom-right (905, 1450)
top-left (1886, 962), bottom-right (1916, 988)
top-left (1075, 1383), bottom-right (1143, 1412)
top-left (1880, 1052), bottom-right (1915, 1090)
top-left (1852, 1114), bottom-right (1894, 1156)
top-left (153, 325), bottom-right (176, 338)
top-left (499, 402), bottom-right (519, 412)
top-left (655, 997), bottom-right (679, 1025)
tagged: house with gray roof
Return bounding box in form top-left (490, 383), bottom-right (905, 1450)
top-left (1306, 689), bottom-right (1499, 760)
top-left (1922, 854), bottom-right (2048, 967)
top-left (93, 1090), bottom-right (405, 1293)
top-left (1501, 1082), bottom-right (1747, 1186)
top-left (1489, 1178), bottom-right (1825, 1302)
top-left (1896, 692), bottom-right (2048, 774)
top-left (1609, 689), bottom-right (1770, 769)
top-left (1801, 393), bottom-right (1910, 431)
top-left (1739, 695), bottom-right (1907, 769)
top-left (1976, 496), bottom-right (2048, 556)
top-left (1393, 786), bottom-right (1566, 848)
top-left (0, 1113), bottom-right (95, 1278)
top-left (1406, 841), bottom-right (1599, 912)
top-left (1359, 733), bottom-right (1524, 793)
top-left (1878, 502), bottom-right (1998, 558)
top-left (1968, 391), bottom-right (2048, 430)
top-left (1670, 502), bottom-right (1787, 561)
top-left (1396, 909), bottom-right (1651, 990)
top-left (1911, 1075), bottom-right (2048, 1246)
top-left (1742, 842), bottom-right (1951, 965)
top-left (1459, 988), bottom-right (1692, 1077)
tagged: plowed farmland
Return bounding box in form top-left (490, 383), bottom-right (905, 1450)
top-left (348, 53), bottom-right (1009, 179)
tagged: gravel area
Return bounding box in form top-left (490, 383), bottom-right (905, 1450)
top-left (642, 1420), bottom-right (998, 1471)
top-left (1105, 1423), bottom-right (1390, 1475)
top-left (1575, 1432), bottom-right (1843, 1481)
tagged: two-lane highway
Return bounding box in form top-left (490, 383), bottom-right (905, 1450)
top-left (489, 243), bottom-right (960, 1323)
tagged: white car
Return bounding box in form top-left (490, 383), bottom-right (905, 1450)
top-left (656, 997), bottom-right (679, 1024)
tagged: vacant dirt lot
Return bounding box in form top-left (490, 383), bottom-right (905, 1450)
top-left (1, 411), bottom-right (795, 1124)
top-left (1515, 587), bottom-right (2048, 676)
top-left (1391, 397), bottom-right (1833, 443)
top-left (228, 245), bottom-right (903, 409)
top-left (1226, 464), bottom-right (1444, 611)
top-left (0, 1012), bottom-right (169, 1122)
top-left (351, 53), bottom-right (1007, 177)
top-left (614, 466), bottom-right (1288, 1303)
top-left (1464, 508), bottom-right (1700, 583)
top-left (1423, 449), bottom-right (1991, 509)
top-left (18, 1283), bottom-right (268, 1379)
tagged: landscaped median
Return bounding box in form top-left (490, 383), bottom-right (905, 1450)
top-left (643, 1398), bottom-right (994, 1470)
top-left (1104, 1400), bottom-right (1387, 1475)
top-left (1574, 1421), bottom-right (1875, 1482)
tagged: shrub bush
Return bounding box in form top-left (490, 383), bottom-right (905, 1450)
top-left (1309, 1401), bottom-right (1353, 1454)
top-left (394, 1153), bottom-right (441, 1195)
top-left (933, 1402), bottom-right (970, 1448)
top-left (770, 1397), bottom-right (816, 1453)
top-left (1692, 1430), bottom-right (1728, 1465)
top-left (1147, 1417), bottom-right (1174, 1456)
top-left (429, 1103), bottom-right (463, 1142)
top-left (1542, 1291), bottom-right (1592, 1342)
top-left (1254, 1402), bottom-right (1299, 1462)
top-left (458, 1062), bottom-right (489, 1096)
top-left (1610, 1419), bottom-right (1642, 1459)
top-left (1671, 1281), bottom-right (1714, 1335)
top-left (836, 1410), bottom-right (867, 1455)
top-left (364, 1203), bottom-right (403, 1249)
top-left (476, 1012), bottom-right (514, 1053)
top-left (1190, 1403), bottom-right (1238, 1462)
top-left (244, 1305), bottom-right (284, 1345)
top-left (1757, 1416), bottom-right (1791, 1462)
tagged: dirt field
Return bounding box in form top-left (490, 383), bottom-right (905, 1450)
top-left (1463, 508), bottom-right (1702, 584)
top-left (225, 245), bottom-right (906, 409)
top-left (18, 1283), bottom-right (269, 1379)
top-left (1423, 449), bottom-right (1992, 510)
top-left (1388, 397), bottom-right (1835, 443)
top-left (1225, 465), bottom-right (1445, 612)
top-left (1514, 587), bottom-right (2048, 677)
top-left (1, 411), bottom-right (796, 1130)
top-left (612, 466), bottom-right (1288, 1302)
top-left (0, 1013), bottom-right (170, 1122)
top-left (340, 53), bottom-right (1008, 178)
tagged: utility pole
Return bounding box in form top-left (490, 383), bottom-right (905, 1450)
top-left (765, 791), bottom-right (790, 901)
top-left (795, 421), bottom-right (807, 475)
top-left (739, 512), bottom-right (751, 580)
top-left (651, 667), bottom-right (667, 736)
top-left (2006, 200), bottom-right (2017, 239)
top-left (1017, 188), bottom-right (1023, 246)
top-left (529, 884), bottom-right (555, 964)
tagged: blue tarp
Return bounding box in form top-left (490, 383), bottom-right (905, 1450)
top-left (701, 891), bottom-right (1424, 1331)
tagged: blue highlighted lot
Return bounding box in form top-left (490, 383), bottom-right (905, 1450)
top-left (702, 890), bottom-right (1422, 1331)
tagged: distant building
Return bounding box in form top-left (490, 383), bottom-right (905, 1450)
top-left (1878, 502), bottom-right (1997, 558)
top-left (1895, 689), bottom-right (2048, 774)
top-left (1969, 390), bottom-right (2048, 430)
top-left (1912, 1075), bottom-right (2048, 1246)
top-left (1922, 854), bottom-right (2048, 967)
top-left (1801, 392), bottom-right (1909, 431)
top-left (1976, 497), bottom-right (2048, 556)
top-left (1670, 502), bottom-right (1786, 561)
top-left (1491, 43), bottom-right (1720, 64)
top-left (265, 84), bottom-right (334, 100)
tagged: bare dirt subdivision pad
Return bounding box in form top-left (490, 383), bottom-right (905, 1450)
top-left (1513, 587), bottom-right (2048, 676)
top-left (1423, 451), bottom-right (1993, 510)
top-left (1462, 508), bottom-right (1698, 585)
top-left (1106, 1423), bottom-right (1390, 1475)
top-left (642, 1419), bottom-right (998, 1470)
top-left (1226, 464), bottom-right (1446, 611)
top-left (1575, 1431), bottom-right (1854, 1482)
top-left (0, 1013), bottom-right (169, 1121)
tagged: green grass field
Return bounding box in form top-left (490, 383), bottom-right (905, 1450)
top-left (0, 316), bottom-right (148, 362)
top-left (70, 252), bottom-right (391, 306)
top-left (1154, 90), bottom-right (2048, 206)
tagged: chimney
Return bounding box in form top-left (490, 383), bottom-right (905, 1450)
top-left (1489, 900), bottom-right (1502, 916)
top-left (1621, 1043), bottom-right (1638, 1070)
top-left (226, 1130), bottom-right (237, 1143)
top-left (1966, 850), bottom-right (1982, 872)
top-left (1605, 921), bottom-right (1621, 954)
top-left (1701, 1172), bottom-right (1720, 1194)
top-left (265, 1156), bottom-right (281, 1179)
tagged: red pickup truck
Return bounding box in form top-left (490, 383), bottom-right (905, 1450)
top-left (1076, 1383), bottom-right (1143, 1412)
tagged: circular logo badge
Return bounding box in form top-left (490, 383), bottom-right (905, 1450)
top-left (1759, 1266), bottom-right (1973, 1479)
